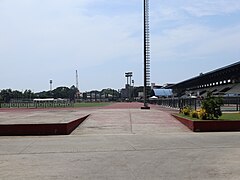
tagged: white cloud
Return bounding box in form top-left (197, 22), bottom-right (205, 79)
top-left (149, 0), bottom-right (240, 64)
top-left (151, 23), bottom-right (240, 62)
top-left (193, 25), bottom-right (240, 56)
top-left (181, 0), bottom-right (240, 17)
top-left (0, 0), bottom-right (142, 68)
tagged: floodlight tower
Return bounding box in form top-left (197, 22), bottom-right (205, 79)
top-left (75, 70), bottom-right (81, 100)
top-left (76, 70), bottom-right (79, 90)
top-left (125, 72), bottom-right (133, 100)
top-left (141, 0), bottom-right (151, 109)
top-left (50, 80), bottom-right (53, 91)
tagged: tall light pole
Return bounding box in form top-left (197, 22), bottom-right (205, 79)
top-left (132, 79), bottom-right (135, 101)
top-left (50, 80), bottom-right (53, 91)
top-left (125, 72), bottom-right (133, 101)
top-left (125, 72), bottom-right (129, 85)
top-left (141, 0), bottom-right (151, 109)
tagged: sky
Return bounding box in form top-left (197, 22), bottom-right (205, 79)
top-left (0, 0), bottom-right (240, 92)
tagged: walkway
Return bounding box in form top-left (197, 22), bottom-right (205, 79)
top-left (73, 108), bottom-right (189, 135)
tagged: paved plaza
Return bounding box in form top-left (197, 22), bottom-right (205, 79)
top-left (0, 103), bottom-right (240, 179)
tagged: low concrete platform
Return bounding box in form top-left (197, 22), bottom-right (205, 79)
top-left (0, 109), bottom-right (90, 124)
top-left (0, 110), bottom-right (90, 135)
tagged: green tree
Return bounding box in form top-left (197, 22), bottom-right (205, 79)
top-left (35, 91), bottom-right (52, 98)
top-left (69, 85), bottom-right (78, 102)
top-left (23, 90), bottom-right (34, 100)
top-left (101, 88), bottom-right (119, 101)
top-left (201, 92), bottom-right (223, 119)
top-left (52, 87), bottom-right (70, 99)
top-left (0, 89), bottom-right (13, 103)
top-left (12, 90), bottom-right (23, 99)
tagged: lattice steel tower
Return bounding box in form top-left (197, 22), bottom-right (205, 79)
top-left (76, 70), bottom-right (79, 90)
top-left (142, 0), bottom-right (151, 109)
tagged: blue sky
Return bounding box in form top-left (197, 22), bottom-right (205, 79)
top-left (0, 0), bottom-right (240, 92)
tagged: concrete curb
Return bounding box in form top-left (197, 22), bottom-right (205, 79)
top-left (172, 114), bottom-right (240, 132)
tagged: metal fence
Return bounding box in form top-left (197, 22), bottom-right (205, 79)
top-left (0, 102), bottom-right (74, 109)
top-left (150, 96), bottom-right (240, 112)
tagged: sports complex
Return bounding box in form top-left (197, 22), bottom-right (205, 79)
top-left (1, 0), bottom-right (240, 178)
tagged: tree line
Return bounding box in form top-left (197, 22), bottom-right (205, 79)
top-left (0, 86), bottom-right (122, 103)
top-left (0, 85), bottom-right (78, 103)
top-left (0, 86), bottom-right (150, 103)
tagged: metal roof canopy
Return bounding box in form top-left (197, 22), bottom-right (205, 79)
top-left (153, 89), bottom-right (173, 97)
top-left (171, 61), bottom-right (240, 90)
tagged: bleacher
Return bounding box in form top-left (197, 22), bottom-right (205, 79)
top-left (180, 83), bottom-right (240, 98)
top-left (225, 83), bottom-right (240, 95)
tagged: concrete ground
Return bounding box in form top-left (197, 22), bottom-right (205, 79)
top-left (0, 103), bottom-right (240, 180)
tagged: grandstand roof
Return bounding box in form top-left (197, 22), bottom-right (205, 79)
top-left (170, 61), bottom-right (240, 90)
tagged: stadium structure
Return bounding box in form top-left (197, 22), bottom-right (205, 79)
top-left (151, 61), bottom-right (240, 111)
top-left (170, 61), bottom-right (240, 98)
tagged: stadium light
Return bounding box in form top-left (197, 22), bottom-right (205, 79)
top-left (141, 0), bottom-right (151, 109)
top-left (125, 72), bottom-right (133, 100)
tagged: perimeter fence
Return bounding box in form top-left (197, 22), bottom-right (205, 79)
top-left (149, 96), bottom-right (240, 112)
top-left (0, 102), bottom-right (74, 109)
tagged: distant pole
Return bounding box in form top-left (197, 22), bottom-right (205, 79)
top-left (142, 0), bottom-right (151, 109)
top-left (76, 70), bottom-right (79, 90)
top-left (129, 73), bottom-right (133, 101)
top-left (132, 80), bottom-right (135, 101)
top-left (50, 80), bottom-right (53, 91)
top-left (125, 72), bottom-right (133, 101)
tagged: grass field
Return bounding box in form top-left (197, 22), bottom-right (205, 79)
top-left (73, 102), bottom-right (112, 108)
top-left (177, 113), bottom-right (240, 121)
top-left (219, 113), bottom-right (240, 120)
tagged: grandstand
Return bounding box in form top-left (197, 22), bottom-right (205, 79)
top-left (170, 61), bottom-right (240, 98)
